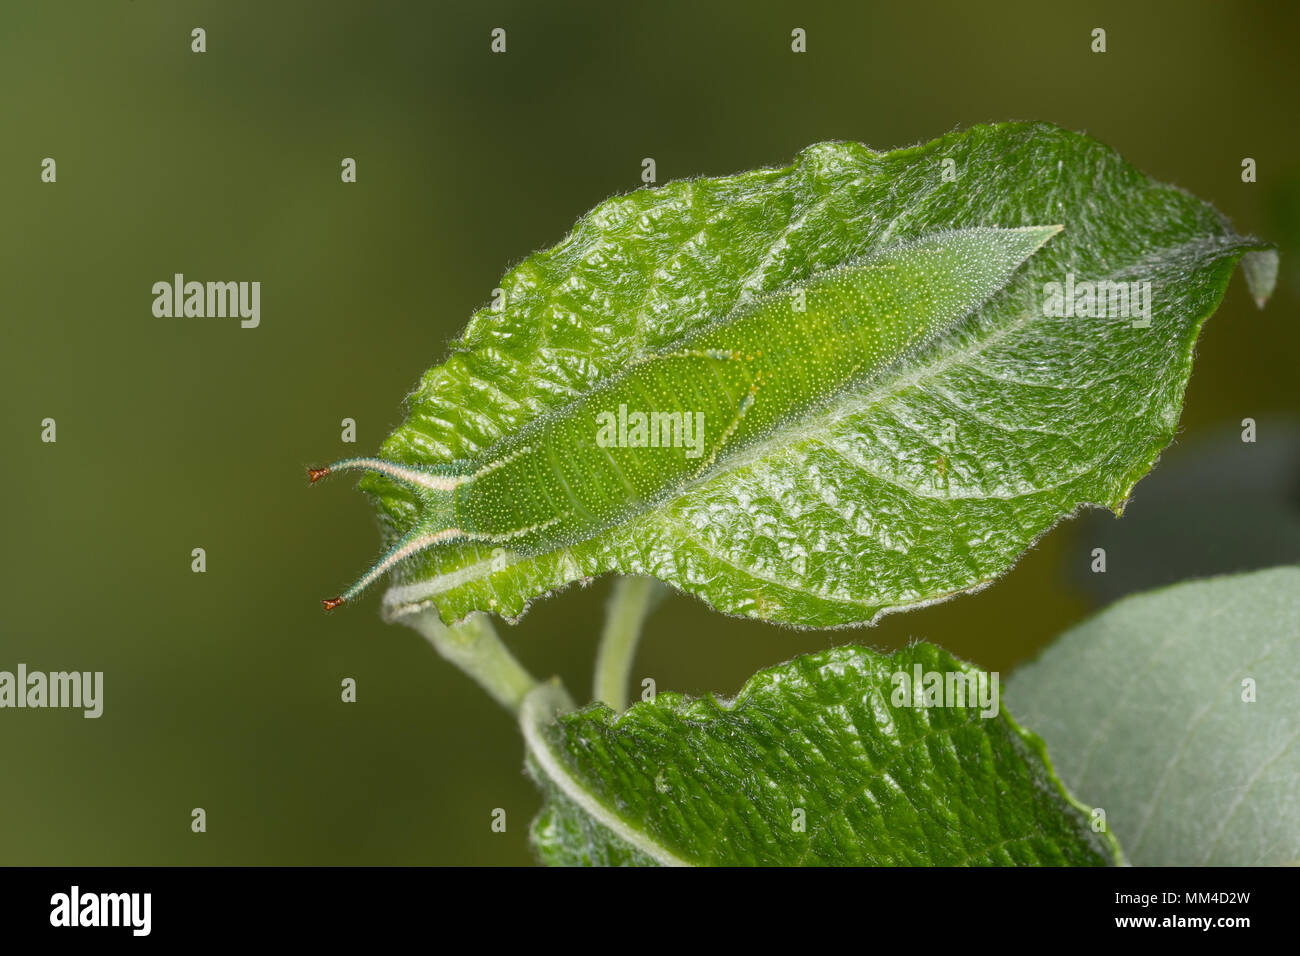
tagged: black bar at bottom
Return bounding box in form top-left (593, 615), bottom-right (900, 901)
top-left (0, 865), bottom-right (1281, 941)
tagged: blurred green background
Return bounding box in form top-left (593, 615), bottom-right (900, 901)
top-left (2, 1), bottom-right (1297, 865)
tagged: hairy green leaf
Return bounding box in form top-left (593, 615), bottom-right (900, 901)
top-left (522, 642), bottom-right (1121, 866)
top-left (1006, 566), bottom-right (1300, 866)
top-left (347, 121), bottom-right (1269, 626)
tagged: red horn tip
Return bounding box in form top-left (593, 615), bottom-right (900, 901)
top-left (322, 596), bottom-right (346, 611)
top-left (308, 466), bottom-right (331, 484)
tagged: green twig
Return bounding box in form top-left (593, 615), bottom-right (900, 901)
top-left (593, 576), bottom-right (666, 710)
top-left (408, 610), bottom-right (539, 715)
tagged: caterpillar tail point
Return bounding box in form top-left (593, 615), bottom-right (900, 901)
top-left (322, 596), bottom-right (346, 612)
top-left (308, 466), bottom-right (331, 484)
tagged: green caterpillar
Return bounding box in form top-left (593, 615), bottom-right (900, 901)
top-left (311, 224), bottom-right (1061, 609)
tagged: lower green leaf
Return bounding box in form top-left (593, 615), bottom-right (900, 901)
top-left (523, 642), bottom-right (1122, 866)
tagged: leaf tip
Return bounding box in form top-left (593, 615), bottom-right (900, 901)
top-left (1241, 249), bottom-right (1279, 310)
